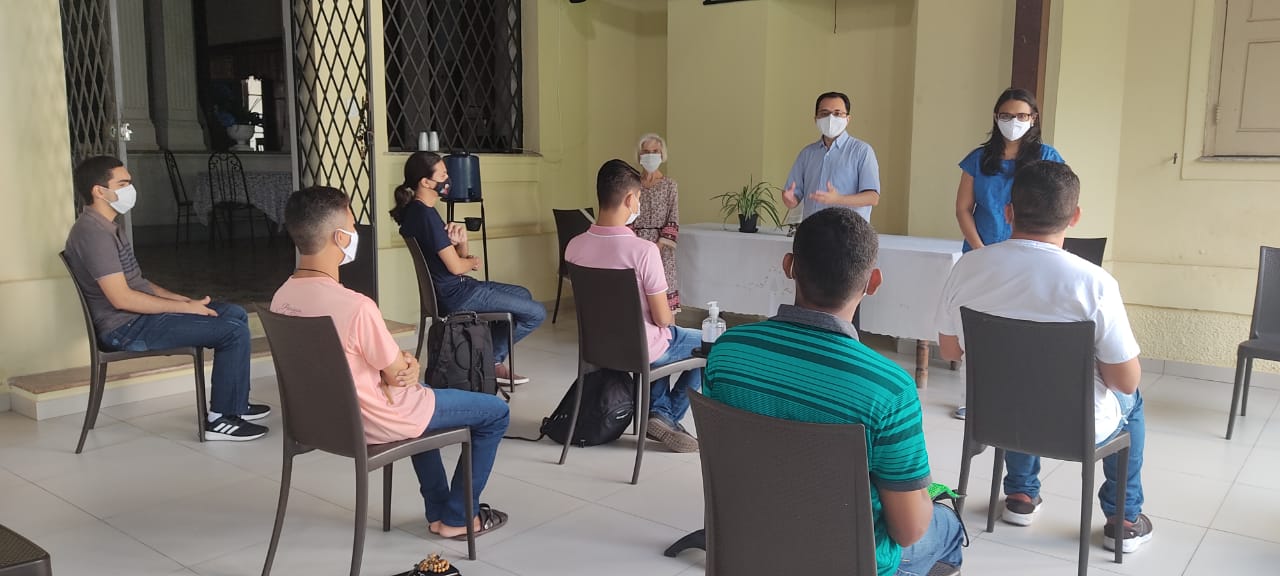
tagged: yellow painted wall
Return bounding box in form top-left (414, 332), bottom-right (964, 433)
top-left (0, 0), bottom-right (86, 386)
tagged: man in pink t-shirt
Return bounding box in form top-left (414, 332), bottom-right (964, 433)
top-left (271, 186), bottom-right (510, 540)
top-left (565, 160), bottom-right (702, 453)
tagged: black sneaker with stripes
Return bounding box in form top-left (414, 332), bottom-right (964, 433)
top-left (205, 415), bottom-right (268, 441)
top-left (241, 403), bottom-right (271, 421)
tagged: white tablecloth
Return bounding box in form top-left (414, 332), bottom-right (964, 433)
top-left (193, 171), bottom-right (293, 226)
top-left (677, 223), bottom-right (962, 342)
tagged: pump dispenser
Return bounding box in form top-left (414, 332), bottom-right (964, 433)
top-left (701, 301), bottom-right (727, 353)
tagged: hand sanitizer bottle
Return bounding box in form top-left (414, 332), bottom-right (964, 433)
top-left (701, 301), bottom-right (726, 353)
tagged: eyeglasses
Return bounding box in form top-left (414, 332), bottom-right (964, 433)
top-left (816, 110), bottom-right (849, 119)
top-left (996, 112), bottom-right (1036, 122)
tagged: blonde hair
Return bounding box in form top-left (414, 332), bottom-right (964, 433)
top-left (636, 133), bottom-right (668, 163)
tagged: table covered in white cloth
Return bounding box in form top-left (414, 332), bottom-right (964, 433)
top-left (677, 223), bottom-right (963, 386)
top-left (193, 170), bottom-right (293, 226)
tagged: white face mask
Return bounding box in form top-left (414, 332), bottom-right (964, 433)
top-left (107, 184), bottom-right (137, 215)
top-left (997, 118), bottom-right (1033, 142)
top-left (639, 153), bottom-right (663, 174)
top-left (817, 115), bottom-right (848, 139)
top-left (336, 228), bottom-right (359, 265)
top-left (625, 197), bottom-right (641, 226)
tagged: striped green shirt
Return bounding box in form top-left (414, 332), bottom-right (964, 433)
top-left (705, 305), bottom-right (931, 576)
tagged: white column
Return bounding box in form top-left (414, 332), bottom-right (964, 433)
top-left (147, 0), bottom-right (206, 150)
top-left (116, 0), bottom-right (157, 149)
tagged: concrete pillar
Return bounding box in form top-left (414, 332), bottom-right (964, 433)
top-left (116, 0), bottom-right (157, 150)
top-left (147, 0), bottom-right (206, 150)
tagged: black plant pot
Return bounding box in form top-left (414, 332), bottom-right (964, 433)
top-left (738, 213), bottom-right (759, 233)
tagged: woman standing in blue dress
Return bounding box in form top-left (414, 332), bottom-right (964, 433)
top-left (955, 88), bottom-right (1064, 251)
top-left (951, 88), bottom-right (1064, 420)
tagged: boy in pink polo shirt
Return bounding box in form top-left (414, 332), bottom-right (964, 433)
top-left (271, 186), bottom-right (510, 540)
top-left (565, 160), bottom-right (702, 453)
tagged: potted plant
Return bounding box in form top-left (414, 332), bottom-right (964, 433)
top-left (215, 101), bottom-right (262, 151)
top-left (712, 177), bottom-right (784, 233)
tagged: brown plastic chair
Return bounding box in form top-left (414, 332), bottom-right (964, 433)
top-left (1063, 237), bottom-right (1107, 266)
top-left (551, 208), bottom-right (594, 323)
top-left (60, 251), bottom-right (207, 454)
top-left (0, 524), bottom-right (51, 576)
top-left (258, 309), bottom-right (476, 576)
top-left (162, 148), bottom-right (196, 244)
top-left (956, 307), bottom-right (1128, 575)
top-left (1227, 246), bottom-right (1280, 439)
top-left (403, 236), bottom-right (515, 394)
top-left (560, 264), bottom-right (704, 484)
top-left (686, 391), bottom-right (877, 575)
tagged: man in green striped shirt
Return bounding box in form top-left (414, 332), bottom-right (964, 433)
top-left (706, 208), bottom-right (962, 576)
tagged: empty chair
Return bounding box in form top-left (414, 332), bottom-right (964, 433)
top-left (60, 251), bottom-right (207, 453)
top-left (403, 236), bottom-right (515, 393)
top-left (551, 208), bottom-right (594, 323)
top-left (0, 524), bottom-right (51, 576)
top-left (207, 151), bottom-right (266, 246)
top-left (1063, 237), bottom-right (1107, 266)
top-left (1227, 246), bottom-right (1280, 439)
top-left (162, 148), bottom-right (196, 244)
top-left (957, 307), bottom-right (1128, 575)
top-left (258, 309), bottom-right (476, 576)
top-left (559, 264), bottom-right (704, 484)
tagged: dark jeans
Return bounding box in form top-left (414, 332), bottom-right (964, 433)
top-left (448, 280), bottom-right (546, 363)
top-left (410, 388), bottom-right (510, 527)
top-left (102, 301), bottom-right (251, 416)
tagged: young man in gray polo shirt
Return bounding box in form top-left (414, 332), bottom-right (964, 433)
top-left (64, 156), bottom-right (269, 441)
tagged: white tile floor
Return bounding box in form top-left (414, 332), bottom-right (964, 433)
top-left (3, 317), bottom-right (1280, 575)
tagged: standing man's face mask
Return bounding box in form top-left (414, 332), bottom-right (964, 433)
top-left (106, 184), bottom-right (138, 215)
top-left (817, 115), bottom-right (848, 139)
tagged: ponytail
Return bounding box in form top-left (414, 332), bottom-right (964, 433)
top-left (389, 183), bottom-right (415, 224)
top-left (390, 151), bottom-right (444, 224)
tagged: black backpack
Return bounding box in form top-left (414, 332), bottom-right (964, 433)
top-left (540, 369), bottom-right (636, 447)
top-left (425, 312), bottom-right (498, 396)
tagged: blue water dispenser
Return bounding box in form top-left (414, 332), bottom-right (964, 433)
top-left (442, 152), bottom-right (481, 201)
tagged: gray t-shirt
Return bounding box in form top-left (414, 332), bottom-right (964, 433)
top-left (64, 210), bottom-right (154, 337)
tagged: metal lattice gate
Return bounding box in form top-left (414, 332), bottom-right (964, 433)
top-left (60, 0), bottom-right (126, 214)
top-left (286, 0), bottom-right (379, 301)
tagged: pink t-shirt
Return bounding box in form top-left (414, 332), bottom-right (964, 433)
top-left (565, 224), bottom-right (670, 361)
top-left (271, 276), bottom-right (435, 444)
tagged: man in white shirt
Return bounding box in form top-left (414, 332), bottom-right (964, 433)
top-left (934, 160), bottom-right (1151, 554)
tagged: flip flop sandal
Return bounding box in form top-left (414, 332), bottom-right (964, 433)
top-left (451, 503), bottom-right (509, 541)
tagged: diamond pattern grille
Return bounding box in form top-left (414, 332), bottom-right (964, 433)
top-left (60, 0), bottom-right (119, 212)
top-left (383, 0), bottom-right (523, 152)
top-left (291, 0), bottom-right (374, 226)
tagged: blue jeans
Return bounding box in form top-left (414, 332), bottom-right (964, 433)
top-left (410, 388), bottom-right (510, 527)
top-left (648, 326), bottom-right (702, 424)
top-left (896, 503), bottom-right (965, 575)
top-left (450, 280), bottom-right (546, 363)
top-left (1003, 390), bottom-right (1145, 521)
top-left (103, 301), bottom-right (251, 416)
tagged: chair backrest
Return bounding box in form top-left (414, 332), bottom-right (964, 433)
top-left (59, 251), bottom-right (103, 361)
top-left (162, 148), bottom-right (188, 204)
top-left (566, 264), bottom-right (650, 372)
top-left (689, 391), bottom-right (876, 576)
top-left (258, 309), bottom-right (367, 458)
top-left (208, 151), bottom-right (248, 204)
top-left (552, 208), bottom-right (594, 275)
top-left (1063, 237), bottom-right (1107, 266)
top-left (404, 235), bottom-right (442, 322)
top-left (1251, 245), bottom-right (1280, 341)
top-left (961, 307), bottom-right (1097, 461)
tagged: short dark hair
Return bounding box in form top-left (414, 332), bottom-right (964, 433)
top-left (1009, 161), bottom-right (1080, 235)
top-left (792, 208), bottom-right (878, 309)
top-left (73, 155), bottom-right (124, 206)
top-left (814, 91), bottom-right (851, 115)
top-left (285, 186), bottom-right (350, 255)
top-left (596, 159), bottom-right (641, 210)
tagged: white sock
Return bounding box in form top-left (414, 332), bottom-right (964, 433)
top-left (207, 410), bottom-right (222, 423)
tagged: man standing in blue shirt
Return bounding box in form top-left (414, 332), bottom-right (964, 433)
top-left (782, 91), bottom-right (881, 222)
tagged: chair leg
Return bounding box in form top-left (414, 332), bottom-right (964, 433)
top-left (987, 448), bottom-right (1005, 533)
top-left (1227, 352), bottom-right (1248, 440)
top-left (558, 365), bottom-right (588, 465)
top-left (87, 362), bottom-right (109, 430)
top-left (415, 316), bottom-right (428, 361)
top-left (351, 462), bottom-right (368, 576)
top-left (552, 275), bottom-right (564, 324)
top-left (506, 326), bottom-right (515, 396)
top-left (261, 453), bottom-right (294, 576)
top-left (462, 440), bottom-right (476, 560)
top-left (632, 373), bottom-right (650, 485)
top-left (956, 430), bottom-right (974, 515)
top-left (1114, 447), bottom-right (1128, 565)
top-left (194, 350), bottom-right (208, 442)
top-left (1241, 357), bottom-right (1254, 417)
top-left (1080, 459), bottom-right (1095, 576)
top-left (383, 463), bottom-right (393, 532)
top-left (76, 362), bottom-right (106, 454)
